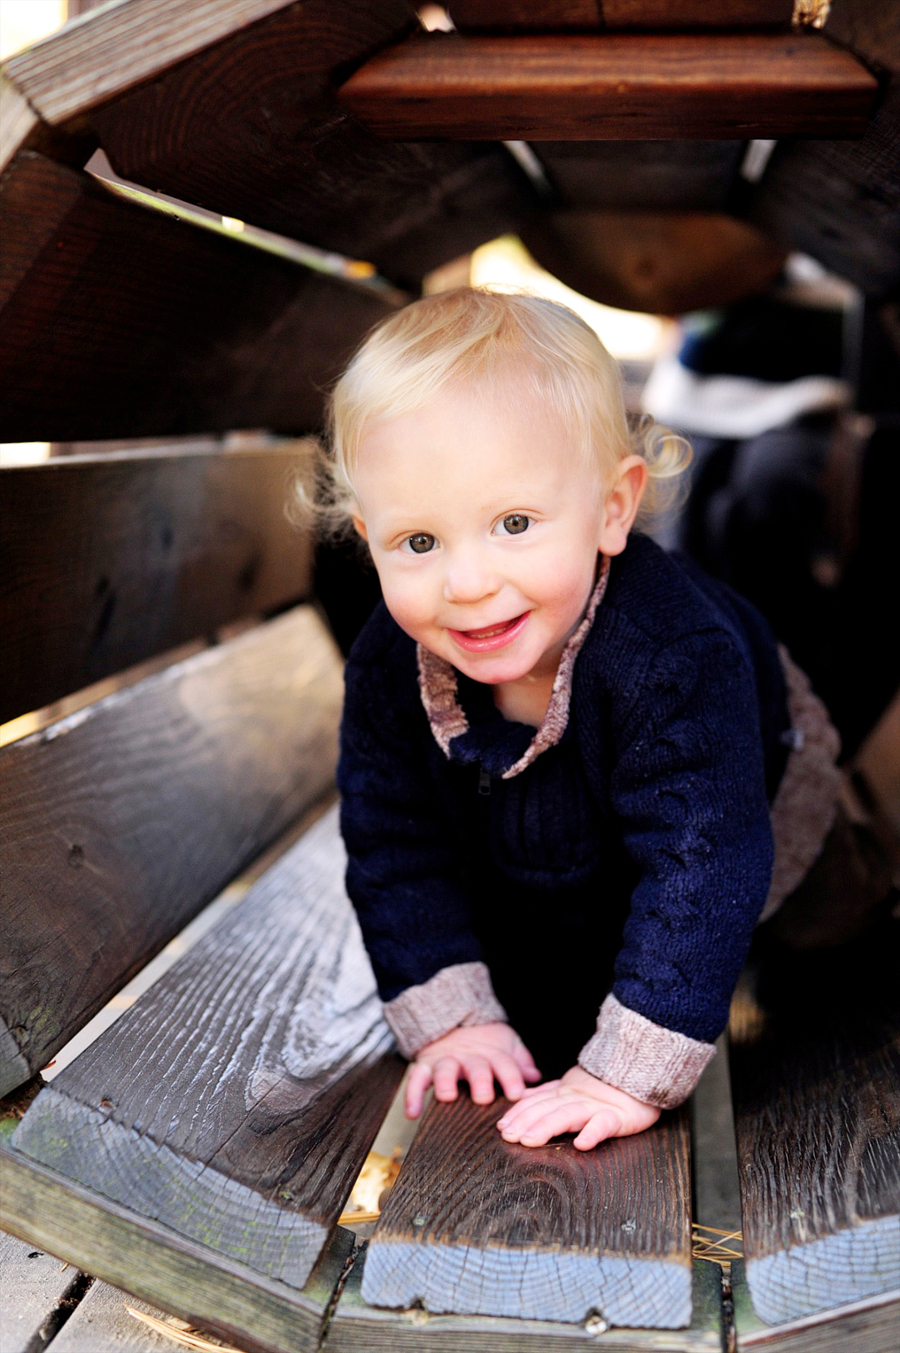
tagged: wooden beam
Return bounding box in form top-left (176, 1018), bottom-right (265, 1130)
top-left (0, 446), bottom-right (314, 725)
top-left (733, 1261), bottom-right (900, 1352)
top-left (3, 0), bottom-right (538, 287)
top-left (448, 1), bottom-right (793, 32)
top-left (327, 1248), bottom-right (724, 1351)
top-left (0, 605), bottom-right (342, 1095)
top-left (530, 141), bottom-right (746, 212)
top-left (0, 1123), bottom-right (355, 1353)
top-left (362, 1094), bottom-right (692, 1326)
top-left (728, 927), bottom-right (900, 1326)
top-left (338, 32), bottom-right (878, 141)
top-left (11, 807), bottom-right (403, 1294)
top-left (0, 152), bottom-right (399, 441)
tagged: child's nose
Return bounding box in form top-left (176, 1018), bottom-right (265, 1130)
top-left (442, 548), bottom-right (500, 605)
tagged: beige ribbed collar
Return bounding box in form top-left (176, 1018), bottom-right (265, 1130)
top-left (416, 555), bottom-right (611, 780)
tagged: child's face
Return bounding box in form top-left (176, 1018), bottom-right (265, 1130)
top-left (352, 381), bottom-right (643, 688)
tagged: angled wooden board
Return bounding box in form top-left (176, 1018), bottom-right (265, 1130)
top-left (0, 445), bottom-right (314, 724)
top-left (0, 1115), bottom-right (356, 1353)
top-left (448, 1), bottom-right (792, 32)
top-left (0, 604), bottom-right (343, 1096)
top-left (338, 32), bottom-right (877, 141)
top-left (11, 807), bottom-right (403, 1294)
top-left (733, 1261), bottom-right (900, 1353)
top-left (0, 1231), bottom-right (88, 1353)
top-left (11, 0), bottom-right (540, 289)
top-left (728, 923), bottom-right (900, 1327)
top-left (362, 1094), bottom-right (692, 1327)
top-left (531, 140), bottom-right (745, 212)
top-left (750, 1), bottom-right (900, 298)
top-left (328, 1245), bottom-right (723, 1352)
top-left (0, 152), bottom-right (398, 441)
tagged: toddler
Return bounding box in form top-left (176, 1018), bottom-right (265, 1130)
top-left (323, 288), bottom-right (841, 1150)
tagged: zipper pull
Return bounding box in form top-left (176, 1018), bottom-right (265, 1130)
top-left (478, 766), bottom-right (491, 796)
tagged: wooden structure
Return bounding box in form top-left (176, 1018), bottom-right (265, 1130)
top-left (1, 1), bottom-right (898, 1350)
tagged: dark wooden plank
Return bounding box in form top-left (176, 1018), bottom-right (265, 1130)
top-left (362, 1094), bottom-right (692, 1326)
top-left (733, 1261), bottom-right (900, 1352)
top-left (0, 1120), bottom-right (355, 1353)
top-left (338, 32), bottom-right (877, 141)
top-left (0, 446), bottom-right (314, 724)
top-left (328, 1247), bottom-right (723, 1351)
top-left (531, 141), bottom-right (745, 211)
top-left (0, 1231), bottom-right (90, 1353)
top-left (82, 0), bottom-right (537, 289)
top-left (750, 1), bottom-right (900, 298)
top-left (728, 924), bottom-right (900, 1327)
top-left (448, 0), bottom-right (792, 32)
top-left (11, 806), bottom-right (403, 1291)
top-left (0, 152), bottom-right (399, 442)
top-left (0, 604), bottom-right (342, 1096)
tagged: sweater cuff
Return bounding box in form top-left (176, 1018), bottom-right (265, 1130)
top-left (382, 961), bottom-right (508, 1059)
top-left (578, 994), bottom-right (715, 1109)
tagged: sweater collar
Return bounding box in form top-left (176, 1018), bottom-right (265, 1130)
top-left (416, 555), bottom-right (611, 780)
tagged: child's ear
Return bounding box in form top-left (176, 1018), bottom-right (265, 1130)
top-left (351, 512), bottom-right (368, 541)
top-left (598, 456), bottom-right (648, 556)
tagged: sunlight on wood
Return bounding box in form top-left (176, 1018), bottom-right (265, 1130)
top-left (338, 1147), bottom-right (403, 1225)
top-left (471, 235), bottom-right (674, 361)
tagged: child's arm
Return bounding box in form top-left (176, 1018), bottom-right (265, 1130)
top-left (495, 1067), bottom-right (659, 1149)
top-left (405, 1022), bottom-right (541, 1118)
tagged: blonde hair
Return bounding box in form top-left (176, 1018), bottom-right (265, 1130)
top-left (299, 288), bottom-right (689, 533)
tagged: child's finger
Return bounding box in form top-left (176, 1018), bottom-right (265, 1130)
top-left (459, 1054), bottom-right (496, 1104)
top-left (490, 1052), bottom-right (526, 1103)
top-left (498, 1096), bottom-right (582, 1142)
top-left (405, 1061), bottom-right (433, 1118)
top-left (511, 1042), bottom-right (542, 1082)
top-left (431, 1055), bottom-right (462, 1101)
top-left (573, 1108), bottom-right (623, 1151)
top-left (512, 1102), bottom-right (592, 1147)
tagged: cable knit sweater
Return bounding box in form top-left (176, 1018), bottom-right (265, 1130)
top-left (338, 533), bottom-right (814, 1107)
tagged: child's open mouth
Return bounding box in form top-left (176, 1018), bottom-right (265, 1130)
top-left (448, 612), bottom-right (530, 653)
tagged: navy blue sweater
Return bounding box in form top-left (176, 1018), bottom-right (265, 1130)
top-left (338, 533), bottom-right (790, 1075)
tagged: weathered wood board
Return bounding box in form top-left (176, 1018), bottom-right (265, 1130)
top-left (0, 1113), bottom-right (356, 1353)
top-left (448, 1), bottom-right (793, 31)
top-left (0, 1231), bottom-right (89, 1353)
top-left (10, 807), bottom-right (403, 1292)
top-left (0, 445), bottom-right (314, 724)
top-left (2, 0), bottom-right (538, 289)
top-left (362, 1094), bottom-right (692, 1327)
top-left (530, 140), bottom-right (746, 211)
top-left (0, 604), bottom-right (342, 1095)
top-left (729, 923), bottom-right (900, 1326)
top-left (338, 32), bottom-right (877, 141)
top-left (328, 1246), bottom-right (723, 1352)
top-left (0, 151), bottom-right (398, 441)
top-left (733, 1260), bottom-right (900, 1353)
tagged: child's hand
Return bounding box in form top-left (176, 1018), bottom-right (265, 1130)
top-left (496, 1066), bottom-right (660, 1150)
top-left (405, 1023), bottom-right (541, 1119)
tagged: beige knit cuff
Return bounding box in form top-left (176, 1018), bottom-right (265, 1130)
top-left (578, 994), bottom-right (716, 1109)
top-left (383, 961), bottom-right (508, 1059)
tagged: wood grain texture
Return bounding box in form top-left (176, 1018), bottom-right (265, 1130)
top-left (0, 74), bottom-right (38, 173)
top-left (448, 0), bottom-right (792, 32)
top-left (0, 1231), bottom-right (87, 1353)
top-left (750, 1), bottom-right (900, 298)
top-left (329, 1247), bottom-right (722, 1351)
top-left (729, 925), bottom-right (900, 1326)
top-left (338, 32), bottom-right (877, 141)
top-left (0, 446), bottom-right (314, 723)
top-left (0, 1118), bottom-right (355, 1353)
top-left (46, 1286), bottom-right (218, 1353)
top-left (733, 1260), bottom-right (900, 1352)
top-left (0, 152), bottom-right (398, 441)
top-left (85, 0), bottom-right (537, 288)
top-left (3, 0), bottom-right (297, 127)
top-left (12, 807), bottom-right (403, 1287)
top-left (363, 1095), bottom-right (692, 1326)
top-left (0, 605), bottom-right (342, 1096)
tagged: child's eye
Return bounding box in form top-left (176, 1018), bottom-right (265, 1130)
top-left (402, 532), bottom-right (436, 554)
top-left (495, 514), bottom-right (530, 536)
